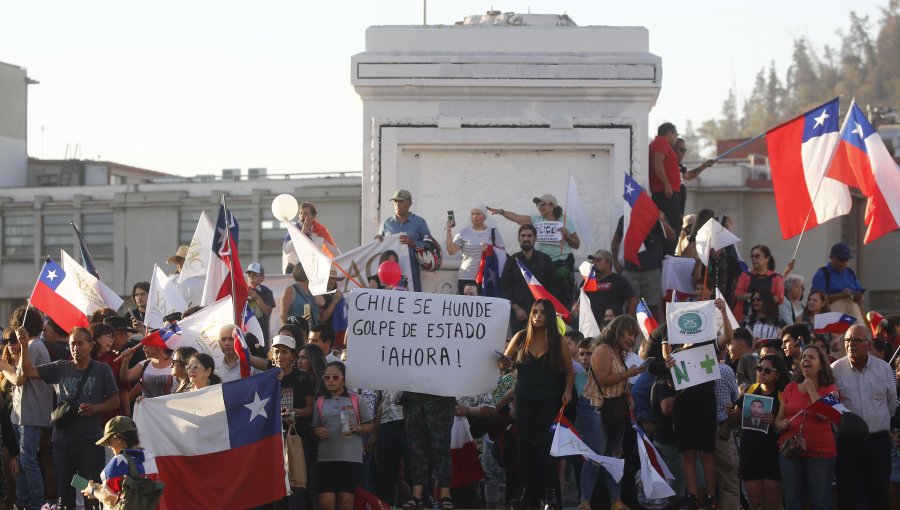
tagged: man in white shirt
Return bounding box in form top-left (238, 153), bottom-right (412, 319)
top-left (831, 324), bottom-right (897, 509)
top-left (215, 324), bottom-right (269, 383)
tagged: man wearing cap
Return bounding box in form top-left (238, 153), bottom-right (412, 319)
top-left (500, 224), bottom-right (560, 332)
top-left (246, 262), bottom-right (276, 346)
top-left (167, 244), bottom-right (189, 275)
top-left (649, 123), bottom-right (682, 255)
top-left (583, 249), bottom-right (637, 322)
top-left (811, 243), bottom-right (865, 321)
top-left (831, 324), bottom-right (897, 509)
top-left (376, 189), bottom-right (432, 292)
top-left (611, 211), bottom-right (675, 321)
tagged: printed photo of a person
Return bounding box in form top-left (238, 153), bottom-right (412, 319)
top-left (741, 394), bottom-right (773, 433)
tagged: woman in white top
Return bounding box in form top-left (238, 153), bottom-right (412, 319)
top-left (445, 205), bottom-right (504, 294)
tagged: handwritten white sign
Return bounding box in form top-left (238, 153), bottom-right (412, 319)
top-left (669, 342), bottom-right (721, 391)
top-left (345, 289), bottom-right (509, 396)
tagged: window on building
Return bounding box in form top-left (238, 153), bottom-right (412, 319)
top-left (81, 213), bottom-right (114, 256)
top-left (261, 211), bottom-right (288, 255)
top-left (230, 208), bottom-right (255, 258)
top-left (42, 214), bottom-right (72, 260)
top-left (179, 210), bottom-right (207, 245)
top-left (3, 215), bottom-right (35, 257)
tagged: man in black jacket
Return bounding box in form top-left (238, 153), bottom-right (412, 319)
top-left (500, 224), bottom-right (560, 333)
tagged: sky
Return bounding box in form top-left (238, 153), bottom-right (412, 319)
top-left (0, 0), bottom-right (889, 177)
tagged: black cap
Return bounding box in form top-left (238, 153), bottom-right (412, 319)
top-left (103, 316), bottom-right (137, 333)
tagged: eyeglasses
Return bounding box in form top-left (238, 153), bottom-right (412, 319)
top-left (322, 374), bottom-right (343, 381)
top-left (755, 366), bottom-right (777, 374)
top-left (845, 337), bottom-right (869, 344)
top-left (186, 364), bottom-right (203, 372)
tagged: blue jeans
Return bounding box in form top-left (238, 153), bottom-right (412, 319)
top-left (778, 454), bottom-right (834, 510)
top-left (15, 425), bottom-right (46, 510)
top-left (576, 397), bottom-right (624, 502)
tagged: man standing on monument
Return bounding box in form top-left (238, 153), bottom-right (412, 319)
top-left (649, 123), bottom-right (682, 255)
top-left (500, 224), bottom-right (560, 333)
top-left (376, 189), bottom-right (432, 292)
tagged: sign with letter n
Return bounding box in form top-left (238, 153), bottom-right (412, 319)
top-left (670, 342), bottom-right (721, 390)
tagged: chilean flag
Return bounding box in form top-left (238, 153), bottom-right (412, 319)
top-left (201, 197), bottom-right (249, 325)
top-left (827, 101), bottom-right (900, 243)
top-left (476, 245), bottom-right (507, 298)
top-left (232, 327), bottom-right (253, 379)
top-left (29, 257), bottom-right (90, 332)
top-left (550, 411), bottom-right (624, 482)
top-left (636, 298), bottom-right (659, 339)
top-left (631, 412), bottom-right (675, 500)
top-left (766, 98), bottom-right (851, 239)
top-left (582, 266), bottom-right (599, 292)
top-left (623, 173), bottom-right (660, 268)
top-left (515, 259), bottom-right (570, 321)
top-left (100, 449), bottom-right (164, 505)
top-left (134, 369), bottom-right (287, 509)
top-left (807, 393), bottom-right (850, 424)
top-left (141, 322), bottom-right (182, 350)
top-left (813, 312), bottom-right (857, 334)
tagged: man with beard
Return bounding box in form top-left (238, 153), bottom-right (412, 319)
top-left (500, 224), bottom-right (559, 333)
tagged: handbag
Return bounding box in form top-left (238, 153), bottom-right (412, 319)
top-left (590, 350), bottom-right (630, 431)
top-left (111, 451), bottom-right (165, 510)
top-left (50, 362), bottom-right (94, 429)
top-left (285, 422), bottom-right (307, 488)
top-left (779, 414), bottom-right (806, 459)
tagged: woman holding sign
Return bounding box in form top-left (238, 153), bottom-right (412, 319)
top-left (504, 299), bottom-right (574, 510)
top-left (580, 315), bottom-right (646, 510)
top-left (487, 194), bottom-right (580, 305)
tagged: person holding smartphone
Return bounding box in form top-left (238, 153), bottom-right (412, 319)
top-left (445, 205), bottom-right (505, 295)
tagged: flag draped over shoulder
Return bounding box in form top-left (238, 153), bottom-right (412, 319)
top-left (766, 97), bottom-right (851, 239)
top-left (827, 101), bottom-right (900, 243)
top-left (133, 369), bottom-right (287, 509)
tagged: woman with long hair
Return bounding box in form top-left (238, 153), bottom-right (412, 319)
top-left (741, 289), bottom-right (786, 342)
top-left (773, 346), bottom-right (838, 510)
top-left (504, 299), bottom-right (574, 510)
top-left (578, 316), bottom-right (646, 510)
top-left (170, 347), bottom-right (197, 394)
top-left (301, 344), bottom-right (328, 398)
top-left (733, 245), bottom-right (785, 322)
top-left (730, 354), bottom-right (791, 510)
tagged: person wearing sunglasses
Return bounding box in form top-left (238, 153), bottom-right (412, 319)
top-left (733, 244), bottom-right (785, 323)
top-left (811, 243), bottom-right (865, 323)
top-left (185, 352), bottom-right (220, 391)
top-left (169, 347), bottom-right (197, 394)
top-left (312, 362), bottom-right (373, 510)
top-left (740, 289), bottom-right (785, 344)
top-left (831, 324), bottom-right (897, 509)
top-left (728, 354), bottom-right (790, 510)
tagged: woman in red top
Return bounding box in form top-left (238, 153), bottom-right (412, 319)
top-left (773, 345), bottom-right (837, 510)
top-left (733, 245), bottom-right (785, 322)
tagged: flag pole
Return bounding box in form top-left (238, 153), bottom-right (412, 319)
top-left (21, 258), bottom-right (50, 326)
top-left (714, 132), bottom-right (766, 161)
top-left (331, 260), bottom-right (365, 289)
top-left (221, 194), bottom-right (239, 327)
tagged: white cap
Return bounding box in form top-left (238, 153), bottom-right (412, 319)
top-left (271, 335), bottom-right (296, 350)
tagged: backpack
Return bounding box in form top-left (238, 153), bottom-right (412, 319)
top-left (315, 393), bottom-right (361, 426)
top-left (111, 452), bottom-right (165, 510)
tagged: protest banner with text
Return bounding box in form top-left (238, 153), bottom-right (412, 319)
top-left (665, 300), bottom-right (718, 344)
top-left (345, 289), bottom-right (509, 397)
top-left (669, 342), bottom-right (721, 390)
top-left (333, 234), bottom-right (414, 291)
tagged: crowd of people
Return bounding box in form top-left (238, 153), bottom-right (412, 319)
top-left (0, 121), bottom-right (898, 510)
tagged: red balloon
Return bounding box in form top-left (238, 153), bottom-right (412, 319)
top-left (378, 261), bottom-right (402, 287)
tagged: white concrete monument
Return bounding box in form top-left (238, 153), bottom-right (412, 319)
top-left (352, 13), bottom-right (662, 292)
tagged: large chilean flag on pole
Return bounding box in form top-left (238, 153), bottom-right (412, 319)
top-left (623, 173), bottom-right (660, 268)
top-left (827, 101), bottom-right (900, 244)
top-left (134, 369), bottom-right (287, 509)
top-left (766, 98), bottom-right (851, 239)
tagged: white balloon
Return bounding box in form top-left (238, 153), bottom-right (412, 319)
top-left (271, 194), bottom-right (299, 222)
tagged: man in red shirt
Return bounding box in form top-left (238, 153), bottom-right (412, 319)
top-left (649, 122), bottom-right (681, 255)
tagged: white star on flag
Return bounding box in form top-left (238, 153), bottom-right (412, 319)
top-left (813, 109), bottom-right (829, 128)
top-left (851, 122), bottom-right (864, 138)
top-left (46, 269), bottom-right (58, 281)
top-left (244, 392), bottom-right (269, 422)
top-left (624, 182), bottom-right (634, 196)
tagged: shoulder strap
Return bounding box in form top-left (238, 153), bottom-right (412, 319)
top-left (350, 393), bottom-right (360, 423)
top-left (121, 451), bottom-right (141, 479)
top-left (491, 228), bottom-right (496, 246)
top-left (819, 266), bottom-right (830, 290)
top-left (315, 396), bottom-right (324, 421)
top-left (72, 361), bottom-right (95, 402)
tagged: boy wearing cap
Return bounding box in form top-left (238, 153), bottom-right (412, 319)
top-left (246, 263), bottom-right (276, 346)
top-left (376, 189), bottom-right (431, 292)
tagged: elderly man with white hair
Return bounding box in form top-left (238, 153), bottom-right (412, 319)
top-left (831, 323), bottom-right (897, 509)
top-left (444, 204), bottom-right (505, 295)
